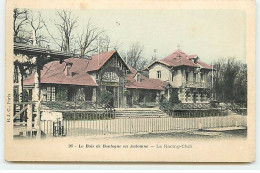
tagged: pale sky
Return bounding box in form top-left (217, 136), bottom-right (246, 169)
top-left (33, 9), bottom-right (246, 64)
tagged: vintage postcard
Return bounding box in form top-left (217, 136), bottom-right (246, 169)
top-left (5, 0), bottom-right (256, 162)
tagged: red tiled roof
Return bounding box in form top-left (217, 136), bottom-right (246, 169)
top-left (84, 51), bottom-right (116, 72)
top-left (197, 59), bottom-right (213, 70)
top-left (186, 54), bottom-right (213, 69)
top-left (24, 60), bottom-right (98, 86)
top-left (24, 50), bottom-right (129, 87)
top-left (160, 49), bottom-right (198, 67)
top-left (187, 55), bottom-right (198, 59)
top-left (63, 50), bottom-right (127, 73)
top-left (145, 49), bottom-right (212, 71)
top-left (126, 66), bottom-right (166, 90)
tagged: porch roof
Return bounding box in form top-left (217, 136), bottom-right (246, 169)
top-left (14, 43), bottom-right (73, 59)
top-left (126, 66), bottom-right (167, 90)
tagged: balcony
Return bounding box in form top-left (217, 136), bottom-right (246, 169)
top-left (184, 81), bottom-right (211, 88)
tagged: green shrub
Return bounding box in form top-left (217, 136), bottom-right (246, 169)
top-left (100, 90), bottom-right (113, 107)
top-left (56, 85), bottom-right (68, 101)
top-left (124, 90), bottom-right (130, 97)
top-left (13, 89), bottom-right (19, 102)
top-left (170, 89), bottom-right (180, 104)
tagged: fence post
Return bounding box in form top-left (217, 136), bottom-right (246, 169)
top-left (27, 104), bottom-right (33, 137)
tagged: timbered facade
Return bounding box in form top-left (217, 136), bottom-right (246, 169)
top-left (92, 51), bottom-right (129, 108)
top-left (23, 51), bottom-right (130, 108)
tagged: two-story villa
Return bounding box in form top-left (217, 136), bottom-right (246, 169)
top-left (144, 49), bottom-right (213, 104)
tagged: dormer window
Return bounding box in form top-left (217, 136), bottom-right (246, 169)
top-left (194, 57), bottom-right (199, 63)
top-left (137, 73), bottom-right (141, 82)
top-left (157, 70), bottom-right (161, 79)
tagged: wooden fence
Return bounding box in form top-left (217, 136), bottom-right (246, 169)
top-left (40, 111), bottom-right (247, 137)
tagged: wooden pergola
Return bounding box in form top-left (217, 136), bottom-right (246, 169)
top-left (13, 43), bottom-right (73, 139)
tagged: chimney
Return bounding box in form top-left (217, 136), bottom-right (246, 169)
top-left (194, 57), bottom-right (199, 63)
top-left (64, 63), bottom-right (73, 76)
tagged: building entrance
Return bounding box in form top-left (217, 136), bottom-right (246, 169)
top-left (106, 86), bottom-right (114, 107)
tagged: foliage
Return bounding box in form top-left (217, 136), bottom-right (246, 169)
top-left (144, 91), bottom-right (154, 102)
top-left (169, 89), bottom-right (181, 104)
top-left (13, 89), bottom-right (29, 102)
top-left (133, 100), bottom-right (139, 106)
top-left (22, 90), bottom-right (29, 102)
top-left (159, 100), bottom-right (174, 112)
top-left (13, 89), bottom-right (19, 102)
top-left (100, 90), bottom-right (113, 107)
top-left (159, 89), bottom-right (180, 111)
top-left (210, 58), bottom-right (247, 104)
top-left (43, 101), bottom-right (92, 110)
top-left (74, 88), bottom-right (86, 101)
top-left (124, 90), bottom-right (130, 97)
top-left (56, 86), bottom-right (68, 101)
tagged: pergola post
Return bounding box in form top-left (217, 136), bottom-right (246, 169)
top-left (34, 58), bottom-right (42, 139)
top-left (14, 43), bottom-right (73, 139)
top-left (18, 69), bottom-right (23, 102)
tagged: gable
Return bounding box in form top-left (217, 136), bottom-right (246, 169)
top-left (149, 62), bottom-right (171, 71)
top-left (103, 52), bottom-right (129, 70)
top-left (85, 51), bottom-right (130, 72)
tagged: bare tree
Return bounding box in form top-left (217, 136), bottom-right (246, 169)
top-left (76, 19), bottom-right (105, 57)
top-left (122, 42), bottom-right (148, 70)
top-left (13, 8), bottom-right (29, 43)
top-left (45, 10), bottom-right (78, 53)
top-left (99, 35), bottom-right (122, 53)
top-left (27, 11), bottom-right (47, 46)
top-left (98, 35), bottom-right (111, 53)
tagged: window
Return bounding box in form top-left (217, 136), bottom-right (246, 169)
top-left (46, 86), bottom-right (55, 101)
top-left (84, 87), bottom-right (93, 101)
top-left (172, 71), bottom-right (175, 81)
top-left (201, 74), bottom-right (204, 82)
top-left (186, 71), bottom-right (189, 82)
top-left (157, 71), bottom-right (161, 79)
